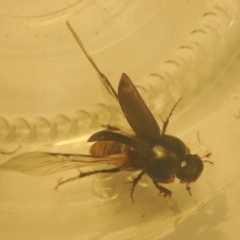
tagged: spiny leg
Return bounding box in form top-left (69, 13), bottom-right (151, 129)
top-left (152, 180), bottom-right (172, 198)
top-left (160, 98), bottom-right (181, 134)
top-left (55, 167), bottom-right (121, 191)
top-left (125, 170), bottom-right (145, 202)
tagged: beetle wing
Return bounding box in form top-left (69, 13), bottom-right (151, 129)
top-left (66, 21), bottom-right (130, 131)
top-left (98, 74), bottom-right (131, 132)
top-left (0, 152), bottom-right (127, 176)
top-left (118, 73), bottom-right (160, 140)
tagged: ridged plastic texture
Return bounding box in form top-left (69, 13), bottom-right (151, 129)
top-left (0, 0), bottom-right (238, 144)
top-left (1, 0), bottom-right (240, 240)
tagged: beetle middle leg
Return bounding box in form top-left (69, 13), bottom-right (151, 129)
top-left (125, 169), bottom-right (145, 202)
top-left (152, 180), bottom-right (172, 198)
top-left (55, 167), bottom-right (121, 191)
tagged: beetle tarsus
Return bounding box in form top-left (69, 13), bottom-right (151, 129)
top-left (153, 180), bottom-right (172, 198)
top-left (55, 174), bottom-right (81, 191)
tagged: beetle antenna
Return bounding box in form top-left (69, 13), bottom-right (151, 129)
top-left (202, 160), bottom-right (214, 164)
top-left (201, 152), bottom-right (214, 164)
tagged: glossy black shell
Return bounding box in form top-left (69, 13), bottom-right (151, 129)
top-left (176, 154), bottom-right (204, 183)
top-left (143, 134), bottom-right (187, 183)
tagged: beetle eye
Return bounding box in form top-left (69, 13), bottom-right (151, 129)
top-left (176, 154), bottom-right (204, 183)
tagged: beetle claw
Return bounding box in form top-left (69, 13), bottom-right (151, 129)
top-left (158, 189), bottom-right (172, 198)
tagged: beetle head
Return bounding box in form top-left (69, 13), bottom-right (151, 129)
top-left (176, 154), bottom-right (204, 183)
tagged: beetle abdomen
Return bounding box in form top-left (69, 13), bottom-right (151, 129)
top-left (90, 141), bottom-right (125, 157)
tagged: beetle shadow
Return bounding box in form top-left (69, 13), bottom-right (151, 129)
top-left (159, 193), bottom-right (229, 240)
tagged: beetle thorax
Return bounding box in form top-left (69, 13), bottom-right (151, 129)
top-left (143, 135), bottom-right (188, 183)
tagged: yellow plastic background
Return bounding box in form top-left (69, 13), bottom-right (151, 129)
top-left (1, 0), bottom-right (240, 239)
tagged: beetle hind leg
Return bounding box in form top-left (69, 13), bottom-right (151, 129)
top-left (152, 180), bottom-right (172, 198)
top-left (55, 167), bottom-right (121, 191)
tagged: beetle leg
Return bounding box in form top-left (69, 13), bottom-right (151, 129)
top-left (161, 98), bottom-right (181, 134)
top-left (186, 182), bottom-right (192, 196)
top-left (125, 170), bottom-right (145, 202)
top-left (152, 180), bottom-right (172, 198)
top-left (101, 124), bottom-right (120, 131)
top-left (55, 167), bottom-right (121, 191)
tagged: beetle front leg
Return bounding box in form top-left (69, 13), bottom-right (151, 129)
top-left (185, 182), bottom-right (192, 196)
top-left (152, 180), bottom-right (172, 198)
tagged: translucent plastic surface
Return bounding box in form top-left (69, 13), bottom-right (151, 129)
top-left (1, 0), bottom-right (240, 239)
